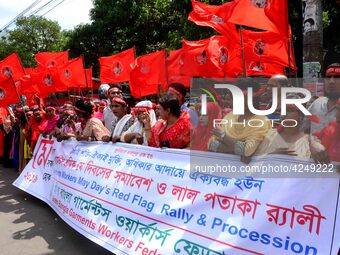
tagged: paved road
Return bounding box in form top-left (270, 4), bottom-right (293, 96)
top-left (0, 167), bottom-right (113, 255)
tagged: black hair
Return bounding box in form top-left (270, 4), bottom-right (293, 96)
top-left (74, 100), bottom-right (94, 115)
top-left (159, 95), bottom-right (181, 118)
top-left (109, 84), bottom-right (123, 91)
top-left (168, 83), bottom-right (187, 98)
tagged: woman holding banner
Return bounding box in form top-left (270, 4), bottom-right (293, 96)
top-left (145, 95), bottom-right (190, 149)
top-left (74, 100), bottom-right (110, 141)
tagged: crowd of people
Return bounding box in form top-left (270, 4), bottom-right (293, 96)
top-left (0, 63), bottom-right (339, 172)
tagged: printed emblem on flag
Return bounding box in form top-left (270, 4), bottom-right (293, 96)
top-left (113, 62), bottom-right (123, 76)
top-left (179, 59), bottom-right (184, 65)
top-left (219, 47), bottom-right (228, 65)
top-left (249, 61), bottom-right (264, 72)
top-left (64, 69), bottom-right (71, 79)
top-left (43, 74), bottom-right (53, 86)
top-left (140, 62), bottom-right (150, 74)
top-left (254, 40), bottom-right (266, 56)
top-left (46, 60), bottom-right (56, 68)
top-left (196, 50), bottom-right (208, 65)
top-left (251, 0), bottom-right (268, 8)
top-left (210, 15), bottom-right (224, 24)
top-left (1, 66), bottom-right (13, 78)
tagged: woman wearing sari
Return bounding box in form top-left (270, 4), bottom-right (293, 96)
top-left (191, 102), bottom-right (222, 151)
top-left (121, 100), bottom-right (156, 145)
top-left (208, 80), bottom-right (271, 162)
top-left (102, 97), bottom-right (135, 143)
top-left (74, 100), bottom-right (110, 141)
top-left (26, 106), bottom-right (48, 150)
top-left (44, 106), bottom-right (59, 136)
top-left (145, 95), bottom-right (190, 149)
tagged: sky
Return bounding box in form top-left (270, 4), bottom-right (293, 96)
top-left (0, 0), bottom-right (94, 31)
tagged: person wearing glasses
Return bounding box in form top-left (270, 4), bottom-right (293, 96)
top-left (103, 84), bottom-right (123, 131)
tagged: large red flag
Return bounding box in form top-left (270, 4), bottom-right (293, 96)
top-left (58, 56), bottom-right (86, 88)
top-left (130, 50), bottom-right (167, 98)
top-left (243, 30), bottom-right (296, 69)
top-left (99, 48), bottom-right (135, 83)
top-left (0, 53), bottom-right (25, 82)
top-left (35, 51), bottom-right (69, 68)
top-left (181, 38), bottom-right (225, 78)
top-left (167, 49), bottom-right (191, 88)
top-left (31, 68), bottom-right (64, 98)
top-left (0, 78), bottom-right (21, 107)
top-left (228, 0), bottom-right (289, 37)
top-left (188, 0), bottom-right (238, 40)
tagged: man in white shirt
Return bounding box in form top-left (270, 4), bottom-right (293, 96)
top-left (103, 84), bottom-right (123, 131)
top-left (305, 63), bottom-right (340, 133)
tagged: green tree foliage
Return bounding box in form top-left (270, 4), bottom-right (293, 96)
top-left (0, 16), bottom-right (65, 67)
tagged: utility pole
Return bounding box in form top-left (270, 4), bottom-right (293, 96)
top-left (302, 0), bottom-right (323, 83)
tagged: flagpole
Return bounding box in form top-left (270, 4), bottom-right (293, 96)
top-left (9, 76), bottom-right (30, 125)
top-left (239, 26), bottom-right (246, 78)
top-left (81, 55), bottom-right (92, 100)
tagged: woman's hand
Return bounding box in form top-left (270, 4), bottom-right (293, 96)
top-left (102, 135), bottom-right (111, 142)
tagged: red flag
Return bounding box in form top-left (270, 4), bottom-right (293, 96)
top-left (228, 0), bottom-right (289, 37)
top-left (181, 38), bottom-right (225, 78)
top-left (99, 48), bottom-right (135, 83)
top-left (35, 51), bottom-right (69, 68)
top-left (58, 56), bottom-right (86, 88)
top-left (188, 0), bottom-right (238, 40)
top-left (208, 35), bottom-right (242, 77)
top-left (0, 78), bottom-right (21, 107)
top-left (167, 49), bottom-right (191, 88)
top-left (0, 53), bottom-right (25, 82)
top-left (31, 68), bottom-right (64, 98)
top-left (85, 68), bottom-right (93, 89)
top-left (130, 50), bottom-right (167, 98)
top-left (243, 30), bottom-right (296, 69)
top-left (265, 0), bottom-right (289, 38)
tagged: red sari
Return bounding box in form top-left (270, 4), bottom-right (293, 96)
top-left (149, 112), bottom-right (190, 149)
top-left (27, 117), bottom-right (48, 149)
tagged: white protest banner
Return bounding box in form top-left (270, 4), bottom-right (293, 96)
top-left (13, 136), bottom-right (340, 255)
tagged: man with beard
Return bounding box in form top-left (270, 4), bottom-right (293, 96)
top-left (305, 63), bottom-right (340, 133)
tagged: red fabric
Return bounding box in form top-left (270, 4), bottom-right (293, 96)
top-left (191, 102), bottom-right (222, 151)
top-left (167, 49), bottom-right (191, 88)
top-left (149, 111), bottom-right (191, 149)
top-left (181, 38), bottom-right (225, 78)
top-left (208, 35), bottom-right (242, 77)
top-left (130, 50), bottom-right (167, 98)
top-left (58, 56), bottom-right (86, 88)
top-left (313, 121), bottom-right (340, 162)
top-left (0, 78), bottom-right (21, 107)
top-left (245, 60), bottom-right (285, 77)
top-left (265, 0), bottom-right (289, 38)
top-left (28, 115), bottom-right (48, 148)
top-left (0, 53), bottom-right (25, 82)
top-left (31, 68), bottom-right (65, 98)
top-left (99, 47), bottom-right (135, 83)
top-left (45, 114), bottom-right (59, 134)
top-left (243, 30), bottom-right (296, 69)
top-left (85, 68), bottom-right (93, 88)
top-left (228, 0), bottom-right (289, 38)
top-left (35, 51), bottom-right (69, 68)
top-left (188, 0), bottom-right (238, 40)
